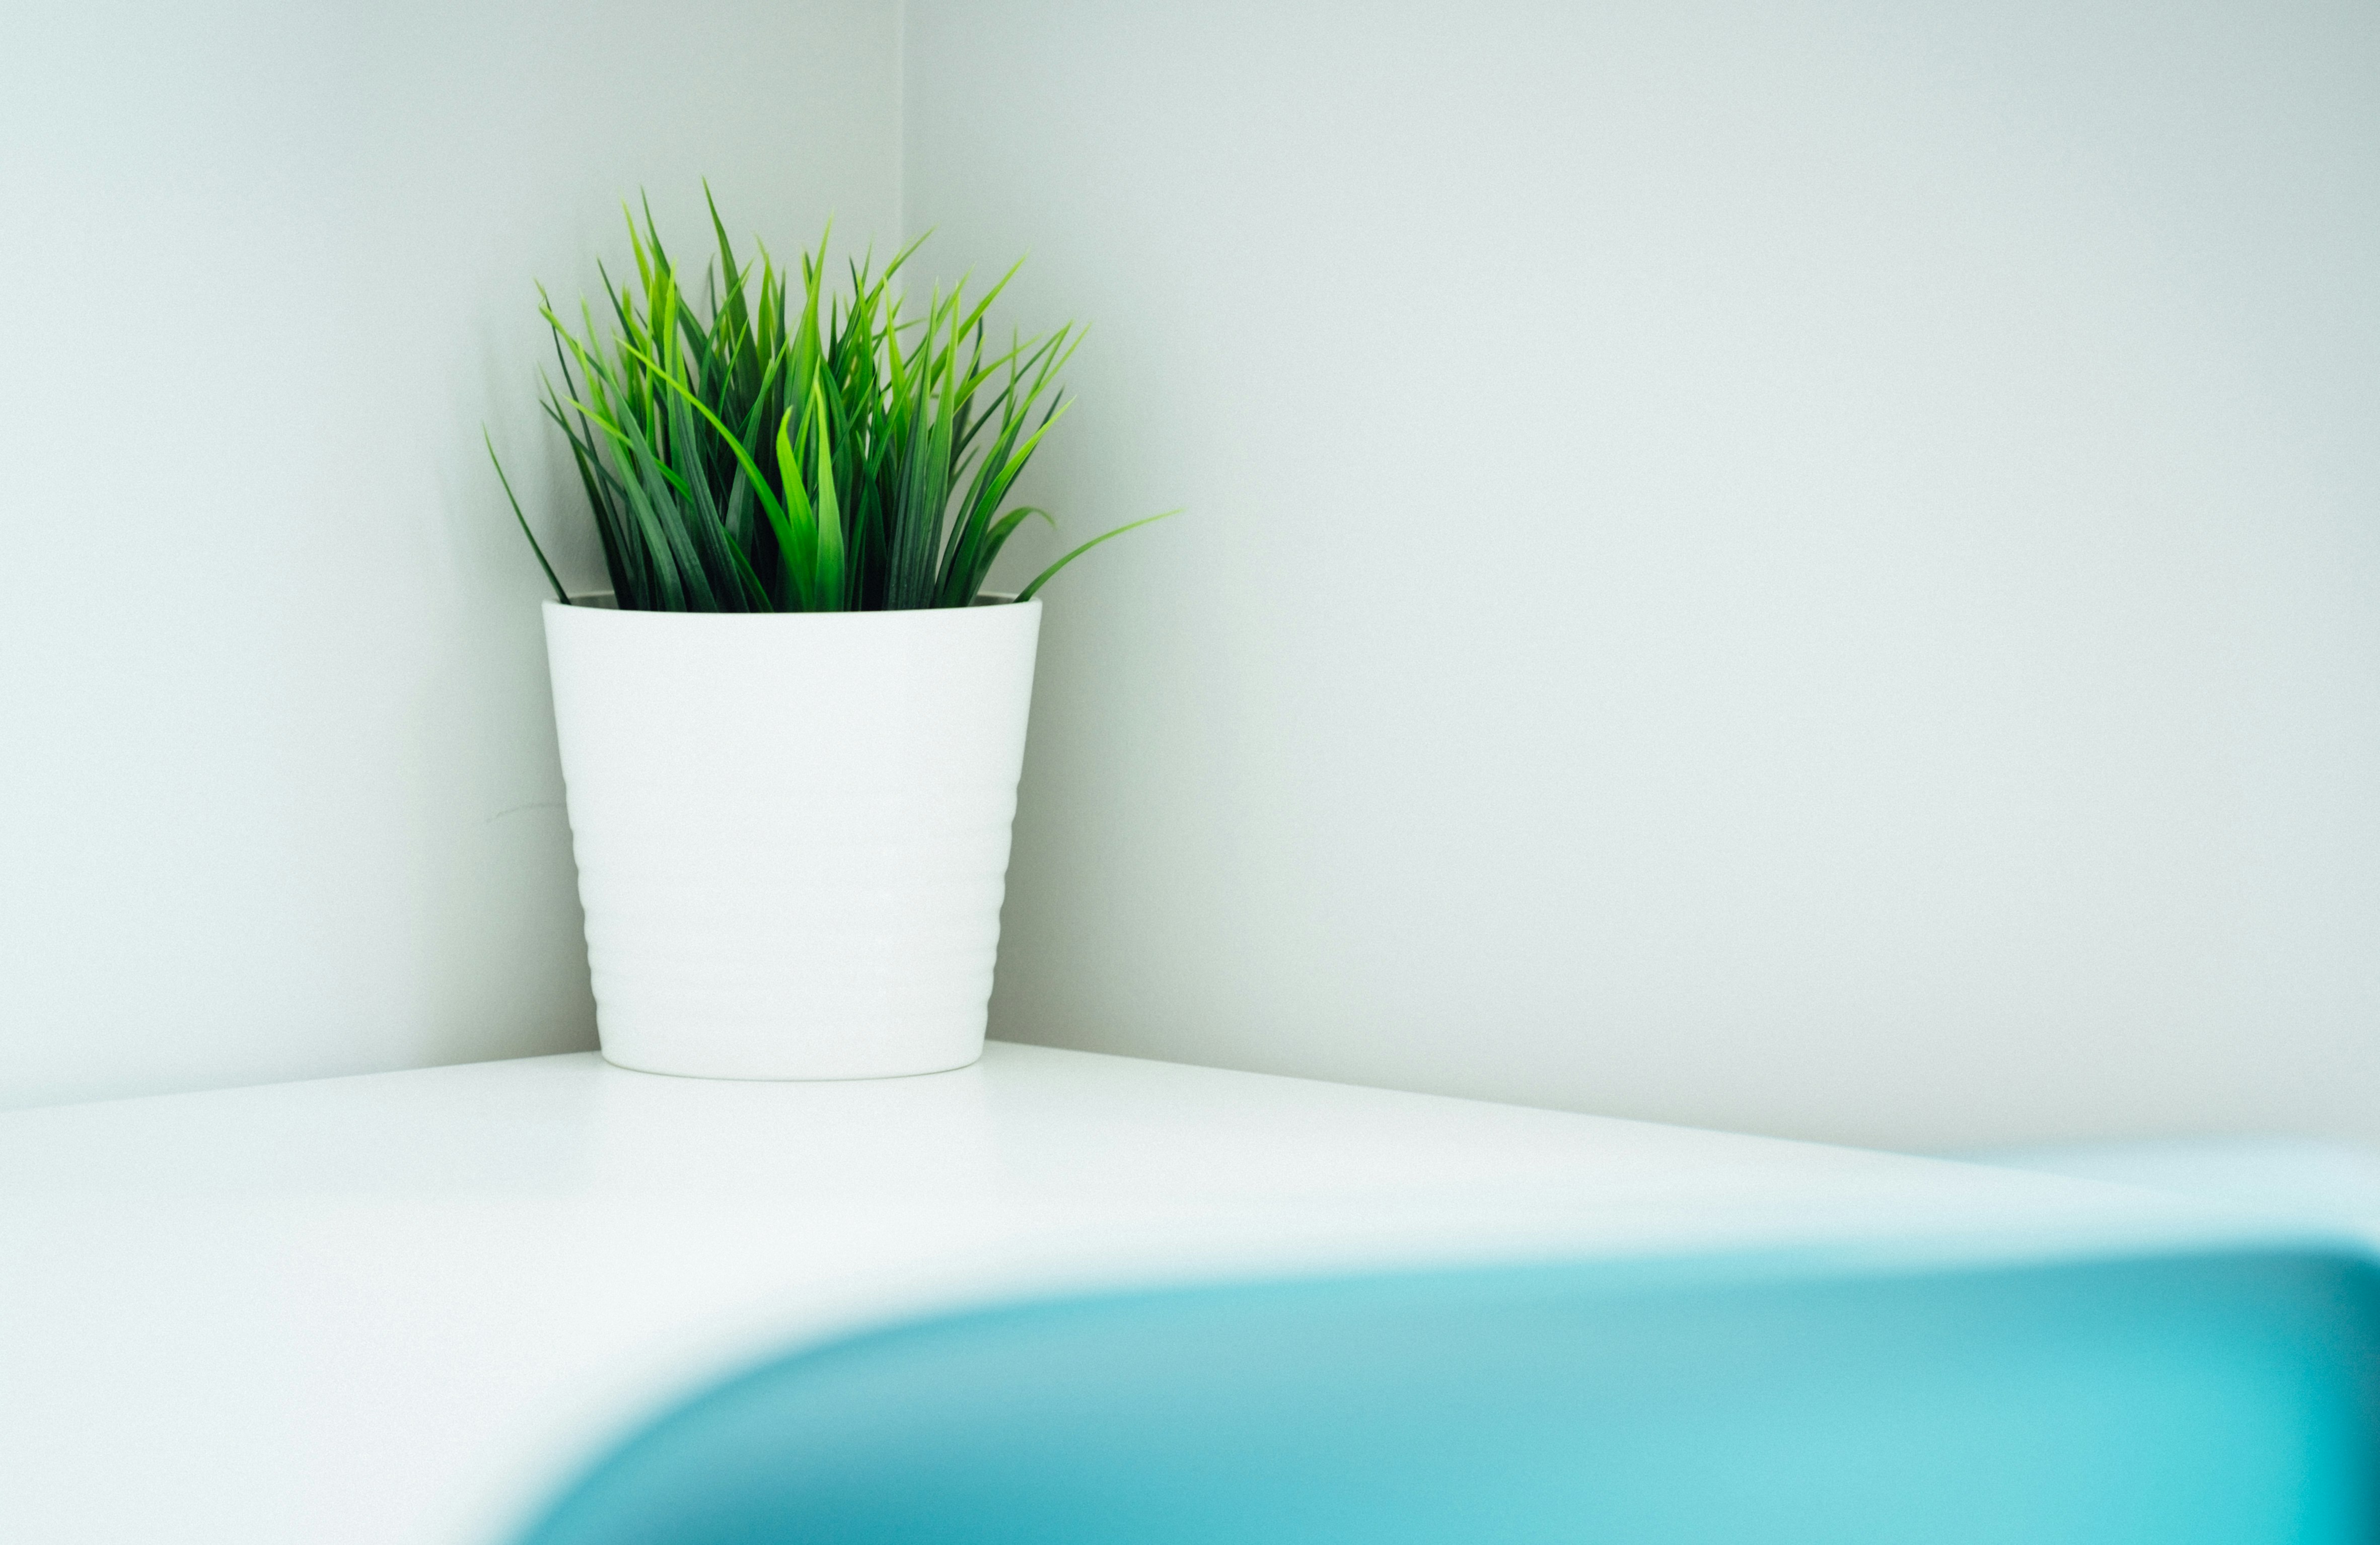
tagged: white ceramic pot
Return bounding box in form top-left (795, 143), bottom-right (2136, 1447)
top-left (542, 598), bottom-right (1042, 1080)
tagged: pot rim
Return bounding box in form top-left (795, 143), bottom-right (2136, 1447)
top-left (548, 589), bottom-right (1031, 616)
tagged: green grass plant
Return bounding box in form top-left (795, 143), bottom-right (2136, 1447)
top-left (491, 190), bottom-right (1170, 611)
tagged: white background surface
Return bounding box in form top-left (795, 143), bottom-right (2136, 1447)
top-left (909, 0), bottom-right (2380, 1149)
top-left (0, 1043), bottom-right (2221, 1545)
top-left (7, 1), bottom-right (2378, 1154)
top-left (0, 0), bottom-right (900, 1109)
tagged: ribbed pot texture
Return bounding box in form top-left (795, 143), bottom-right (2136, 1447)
top-left (542, 599), bottom-right (1042, 1080)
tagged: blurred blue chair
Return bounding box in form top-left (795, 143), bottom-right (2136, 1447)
top-left (518, 1246), bottom-right (2380, 1544)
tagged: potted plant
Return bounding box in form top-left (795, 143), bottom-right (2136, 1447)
top-left (490, 194), bottom-right (1167, 1081)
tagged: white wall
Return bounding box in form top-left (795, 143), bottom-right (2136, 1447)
top-left (909, 0), bottom-right (2380, 1149)
top-left (0, 0), bottom-right (902, 1109)
top-left (10, 0), bottom-right (2375, 1150)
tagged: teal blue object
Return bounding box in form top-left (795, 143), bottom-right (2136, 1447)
top-left (519, 1247), bottom-right (2380, 1544)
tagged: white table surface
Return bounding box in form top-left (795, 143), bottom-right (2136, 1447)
top-left (0, 1043), bottom-right (2261, 1545)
